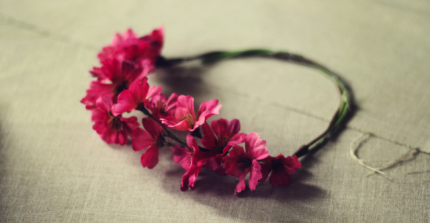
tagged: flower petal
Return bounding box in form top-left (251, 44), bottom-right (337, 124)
top-left (121, 60), bottom-right (142, 83)
top-left (96, 96), bottom-right (114, 113)
top-left (205, 157), bottom-right (221, 171)
top-left (195, 99), bottom-right (222, 128)
top-left (186, 134), bottom-right (199, 152)
top-left (285, 155), bottom-right (302, 169)
top-left (111, 29), bottom-right (137, 47)
top-left (164, 93), bottom-right (178, 113)
top-left (140, 145), bottom-right (159, 169)
top-left (211, 118), bottom-right (228, 139)
top-left (111, 90), bottom-right (136, 116)
top-left (180, 164), bottom-right (202, 191)
top-left (132, 127), bottom-right (156, 151)
top-left (121, 116), bottom-right (139, 133)
top-left (228, 119), bottom-right (241, 137)
top-left (147, 86), bottom-right (162, 99)
top-left (142, 117), bottom-right (163, 139)
top-left (175, 95), bottom-right (195, 120)
top-left (188, 131), bottom-right (217, 167)
top-left (269, 172), bottom-right (290, 187)
top-left (161, 117), bottom-right (191, 132)
top-left (258, 157), bottom-right (273, 183)
top-left (201, 122), bottom-right (217, 150)
top-left (234, 171), bottom-right (248, 196)
top-left (227, 133), bottom-right (246, 148)
top-left (117, 131), bottom-right (127, 145)
top-left (223, 145), bottom-right (245, 175)
top-left (248, 160), bottom-right (263, 191)
top-left (128, 77), bottom-right (149, 103)
top-left (91, 108), bottom-right (109, 122)
top-left (245, 132), bottom-right (269, 160)
top-left (171, 145), bottom-right (191, 170)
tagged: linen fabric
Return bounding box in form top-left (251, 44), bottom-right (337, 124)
top-left (0, 0), bottom-right (429, 222)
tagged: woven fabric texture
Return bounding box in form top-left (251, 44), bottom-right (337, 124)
top-left (0, 0), bottom-right (429, 222)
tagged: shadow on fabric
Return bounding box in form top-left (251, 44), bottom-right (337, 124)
top-left (150, 65), bottom-right (329, 221)
top-left (0, 115), bottom-right (8, 218)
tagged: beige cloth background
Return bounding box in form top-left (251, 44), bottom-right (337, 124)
top-left (1, 0), bottom-right (429, 222)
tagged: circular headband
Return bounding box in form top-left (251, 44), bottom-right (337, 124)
top-left (81, 27), bottom-right (352, 195)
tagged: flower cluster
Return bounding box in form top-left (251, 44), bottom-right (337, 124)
top-left (81, 27), bottom-right (301, 195)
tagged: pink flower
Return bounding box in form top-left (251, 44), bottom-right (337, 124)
top-left (145, 93), bottom-right (178, 119)
top-left (223, 132), bottom-right (269, 195)
top-left (161, 95), bottom-right (222, 132)
top-left (81, 81), bottom-right (114, 110)
top-left (179, 135), bottom-right (205, 191)
top-left (89, 58), bottom-right (133, 84)
top-left (98, 27), bottom-right (164, 66)
top-left (132, 118), bottom-right (165, 169)
top-left (172, 144), bottom-right (193, 171)
top-left (111, 29), bottom-right (138, 48)
top-left (259, 154), bottom-right (301, 187)
top-left (111, 77), bottom-right (162, 116)
top-left (172, 134), bottom-right (219, 190)
top-left (139, 27), bottom-right (164, 65)
top-left (97, 29), bottom-right (141, 62)
top-left (198, 119), bottom-right (246, 172)
top-left (174, 119), bottom-right (246, 187)
top-left (91, 96), bottom-right (139, 145)
top-left (81, 59), bottom-right (150, 110)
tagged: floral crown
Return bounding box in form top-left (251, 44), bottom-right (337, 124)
top-left (81, 27), bottom-right (351, 196)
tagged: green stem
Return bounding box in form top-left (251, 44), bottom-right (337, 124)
top-left (157, 49), bottom-right (352, 158)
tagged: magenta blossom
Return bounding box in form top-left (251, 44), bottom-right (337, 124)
top-left (81, 81), bottom-right (114, 110)
top-left (223, 132), bottom-right (269, 195)
top-left (179, 135), bottom-right (206, 191)
top-left (197, 119), bottom-right (246, 172)
top-left (138, 27), bottom-right (164, 65)
top-left (90, 57), bottom-right (150, 86)
top-left (132, 118), bottom-right (165, 169)
top-left (180, 119), bottom-right (247, 190)
top-left (171, 135), bottom-right (213, 191)
top-left (91, 96), bottom-right (139, 145)
top-left (145, 93), bottom-right (178, 119)
top-left (161, 95), bottom-right (222, 132)
top-left (81, 59), bottom-right (150, 110)
top-left (107, 29), bottom-right (137, 50)
top-left (98, 27), bottom-right (164, 66)
top-left (111, 77), bottom-right (162, 116)
top-left (259, 154), bottom-right (301, 187)
top-left (171, 144), bottom-right (193, 171)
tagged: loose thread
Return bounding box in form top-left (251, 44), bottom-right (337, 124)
top-left (367, 148), bottom-right (419, 177)
top-left (349, 133), bottom-right (386, 175)
top-left (350, 133), bottom-right (423, 177)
